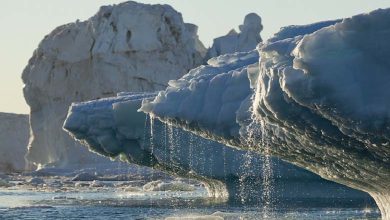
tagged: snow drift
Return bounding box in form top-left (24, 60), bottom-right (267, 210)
top-left (141, 9), bottom-right (390, 218)
top-left (0, 113), bottom-right (29, 172)
top-left (22, 1), bottom-right (206, 167)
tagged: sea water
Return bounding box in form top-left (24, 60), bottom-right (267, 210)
top-left (0, 175), bottom-right (380, 220)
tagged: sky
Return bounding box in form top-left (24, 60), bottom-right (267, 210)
top-left (1, 0), bottom-right (389, 114)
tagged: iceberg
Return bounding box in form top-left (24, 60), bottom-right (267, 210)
top-left (0, 113), bottom-right (29, 172)
top-left (22, 1), bottom-right (206, 168)
top-left (141, 9), bottom-right (390, 218)
top-left (206, 13), bottom-right (263, 59)
top-left (64, 53), bottom-right (372, 205)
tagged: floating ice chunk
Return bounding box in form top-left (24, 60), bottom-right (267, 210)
top-left (71, 172), bottom-right (99, 181)
top-left (74, 182), bottom-right (90, 187)
top-left (0, 179), bottom-right (12, 188)
top-left (123, 186), bottom-right (142, 192)
top-left (165, 215), bottom-right (223, 220)
top-left (143, 180), bottom-right (195, 192)
top-left (89, 180), bottom-right (107, 187)
top-left (27, 177), bottom-right (45, 186)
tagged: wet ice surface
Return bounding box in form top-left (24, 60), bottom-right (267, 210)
top-left (0, 172), bottom-right (380, 220)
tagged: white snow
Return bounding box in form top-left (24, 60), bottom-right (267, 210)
top-left (0, 113), bottom-right (29, 172)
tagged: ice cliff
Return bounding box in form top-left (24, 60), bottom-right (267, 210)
top-left (22, 1), bottom-right (206, 167)
top-left (206, 13), bottom-right (263, 59)
top-left (141, 9), bottom-right (390, 218)
top-left (0, 113), bottom-right (29, 172)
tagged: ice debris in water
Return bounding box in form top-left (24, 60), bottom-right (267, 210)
top-left (71, 172), bottom-right (99, 181)
top-left (143, 180), bottom-right (196, 192)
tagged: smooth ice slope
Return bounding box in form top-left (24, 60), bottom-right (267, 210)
top-left (64, 92), bottom-right (373, 205)
top-left (141, 9), bottom-right (390, 219)
top-left (206, 13), bottom-right (263, 59)
top-left (22, 1), bottom-right (206, 167)
top-left (0, 113), bottom-right (29, 172)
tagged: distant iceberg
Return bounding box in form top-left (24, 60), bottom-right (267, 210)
top-left (0, 113), bottom-right (29, 172)
top-left (206, 13), bottom-right (263, 59)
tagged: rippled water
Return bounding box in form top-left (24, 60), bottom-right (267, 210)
top-left (0, 178), bottom-right (380, 220)
top-left (0, 205), bottom-right (381, 220)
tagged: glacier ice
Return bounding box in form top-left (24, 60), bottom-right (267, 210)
top-left (141, 9), bottom-right (390, 219)
top-left (0, 113), bottom-right (29, 172)
top-left (22, 1), bottom-right (206, 168)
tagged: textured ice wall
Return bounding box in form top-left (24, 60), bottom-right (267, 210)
top-left (22, 1), bottom-right (206, 167)
top-left (206, 13), bottom-right (263, 59)
top-left (141, 9), bottom-right (390, 218)
top-left (0, 113), bottom-right (29, 172)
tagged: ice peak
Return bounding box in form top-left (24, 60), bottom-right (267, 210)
top-left (206, 13), bottom-right (263, 60)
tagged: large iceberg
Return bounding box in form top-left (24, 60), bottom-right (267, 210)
top-left (0, 113), bottom-right (29, 172)
top-left (22, 1), bottom-right (206, 167)
top-left (140, 9), bottom-right (390, 218)
top-left (64, 91), bottom-right (372, 205)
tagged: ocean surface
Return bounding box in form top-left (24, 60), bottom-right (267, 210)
top-left (0, 175), bottom-right (380, 220)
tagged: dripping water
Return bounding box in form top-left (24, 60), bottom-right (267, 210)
top-left (239, 151), bottom-right (252, 205)
top-left (148, 114), bottom-right (157, 214)
top-left (167, 124), bottom-right (175, 166)
top-left (149, 115), bottom-right (155, 158)
top-left (188, 133), bottom-right (194, 173)
top-left (260, 119), bottom-right (274, 218)
top-left (243, 104), bottom-right (275, 217)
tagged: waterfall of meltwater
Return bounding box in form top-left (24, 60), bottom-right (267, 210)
top-left (167, 124), bottom-right (175, 167)
top-left (148, 114), bottom-right (155, 160)
top-left (243, 104), bottom-right (275, 217)
top-left (260, 119), bottom-right (274, 218)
